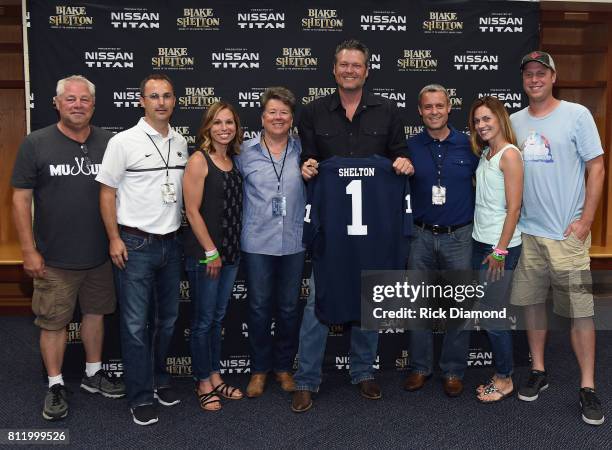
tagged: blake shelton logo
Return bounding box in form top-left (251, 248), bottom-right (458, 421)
top-left (110, 9), bottom-right (159, 29)
top-left (166, 356), bottom-right (192, 376)
top-left (446, 88), bottom-right (463, 110)
top-left (397, 50), bottom-right (438, 72)
top-left (479, 13), bottom-right (523, 33)
top-left (395, 350), bottom-right (409, 370)
top-left (301, 87), bottom-right (336, 105)
top-left (85, 48), bottom-right (134, 68)
top-left (174, 126), bottom-right (196, 147)
top-left (478, 89), bottom-right (523, 110)
top-left (237, 9), bottom-right (285, 29)
top-left (67, 322), bottom-right (81, 344)
top-left (112, 88), bottom-right (140, 108)
top-left (49, 6), bottom-right (93, 29)
top-left (423, 11), bottom-right (464, 34)
top-left (212, 49), bottom-right (260, 69)
top-left (152, 48), bottom-right (195, 70)
top-left (238, 88), bottom-right (265, 108)
top-left (372, 88), bottom-right (406, 108)
top-left (301, 9), bottom-right (343, 31)
top-left (405, 125), bottom-right (424, 137)
top-left (360, 12), bottom-right (407, 31)
top-left (275, 48), bottom-right (318, 71)
top-left (178, 87), bottom-right (220, 109)
top-left (177, 8), bottom-right (220, 30)
top-left (454, 51), bottom-right (499, 71)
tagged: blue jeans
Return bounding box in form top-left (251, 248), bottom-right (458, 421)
top-left (472, 240), bottom-right (522, 378)
top-left (407, 223), bottom-right (473, 379)
top-left (294, 274), bottom-right (378, 392)
top-left (243, 251), bottom-right (305, 374)
top-left (185, 256), bottom-right (239, 381)
top-left (115, 231), bottom-right (182, 408)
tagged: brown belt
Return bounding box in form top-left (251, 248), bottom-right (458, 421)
top-left (120, 225), bottom-right (179, 240)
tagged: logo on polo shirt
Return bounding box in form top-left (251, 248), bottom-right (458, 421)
top-left (478, 89), bottom-right (523, 110)
top-left (211, 49), bottom-right (260, 69)
top-left (219, 356), bottom-right (250, 374)
top-left (369, 53), bottom-right (382, 70)
top-left (361, 12), bottom-right (407, 31)
top-left (423, 11), bottom-right (463, 34)
top-left (398, 49), bottom-right (438, 72)
top-left (177, 8), bottom-right (220, 30)
top-left (372, 88), bottom-right (407, 108)
top-left (453, 51), bottom-right (499, 71)
top-left (49, 157), bottom-right (100, 177)
top-left (479, 13), bottom-right (523, 33)
top-left (237, 9), bottom-right (285, 29)
top-left (301, 87), bottom-right (336, 105)
top-left (153, 47), bottom-right (195, 70)
top-left (112, 88), bottom-right (140, 108)
top-left (166, 356), bottom-right (192, 376)
top-left (301, 9), bottom-right (343, 31)
top-left (178, 86), bottom-right (219, 109)
top-left (110, 9), bottom-right (159, 29)
top-left (405, 125), bottom-right (424, 137)
top-left (237, 87), bottom-right (265, 108)
top-left (50, 5), bottom-right (93, 29)
top-left (85, 48), bottom-right (134, 68)
top-left (275, 47), bottom-right (318, 71)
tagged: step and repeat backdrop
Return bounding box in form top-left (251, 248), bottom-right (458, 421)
top-left (26, 0), bottom-right (538, 378)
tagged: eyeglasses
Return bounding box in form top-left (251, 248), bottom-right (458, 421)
top-left (141, 93), bottom-right (174, 100)
top-left (80, 144), bottom-right (93, 168)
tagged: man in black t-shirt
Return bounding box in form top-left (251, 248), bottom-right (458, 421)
top-left (11, 75), bottom-right (124, 422)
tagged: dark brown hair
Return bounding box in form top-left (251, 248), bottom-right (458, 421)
top-left (468, 96), bottom-right (517, 156)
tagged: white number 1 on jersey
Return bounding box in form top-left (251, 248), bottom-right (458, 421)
top-left (346, 180), bottom-right (367, 235)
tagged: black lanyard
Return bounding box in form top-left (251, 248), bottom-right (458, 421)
top-left (262, 134), bottom-right (289, 192)
top-left (146, 133), bottom-right (171, 178)
top-left (429, 140), bottom-right (448, 187)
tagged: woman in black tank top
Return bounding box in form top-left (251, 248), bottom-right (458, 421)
top-left (183, 101), bottom-right (244, 411)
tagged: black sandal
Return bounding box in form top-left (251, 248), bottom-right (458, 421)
top-left (213, 382), bottom-right (243, 400)
top-left (196, 390), bottom-right (221, 411)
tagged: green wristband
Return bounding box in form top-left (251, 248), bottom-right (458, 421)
top-left (490, 252), bottom-right (505, 262)
top-left (201, 252), bottom-right (220, 264)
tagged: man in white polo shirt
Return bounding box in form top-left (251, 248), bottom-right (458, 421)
top-left (97, 73), bottom-right (187, 426)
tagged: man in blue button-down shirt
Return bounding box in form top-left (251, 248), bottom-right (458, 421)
top-left (403, 84), bottom-right (478, 398)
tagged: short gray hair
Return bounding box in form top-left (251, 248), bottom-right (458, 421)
top-left (261, 86), bottom-right (296, 113)
top-left (418, 84), bottom-right (449, 105)
top-left (56, 75), bottom-right (95, 98)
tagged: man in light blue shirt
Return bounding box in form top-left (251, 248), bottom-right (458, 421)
top-left (510, 51), bottom-right (605, 425)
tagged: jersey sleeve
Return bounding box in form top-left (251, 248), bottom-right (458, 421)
top-left (302, 176), bottom-right (320, 247)
top-left (403, 175), bottom-right (413, 237)
top-left (11, 137), bottom-right (38, 189)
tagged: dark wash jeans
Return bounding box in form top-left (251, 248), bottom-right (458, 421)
top-left (472, 240), bottom-right (522, 378)
top-left (114, 230), bottom-right (182, 408)
top-left (242, 251), bottom-right (305, 373)
top-left (185, 256), bottom-right (239, 381)
top-left (406, 223), bottom-right (473, 379)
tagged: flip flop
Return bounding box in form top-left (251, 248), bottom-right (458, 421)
top-left (477, 381), bottom-right (514, 403)
top-left (214, 382), bottom-right (243, 400)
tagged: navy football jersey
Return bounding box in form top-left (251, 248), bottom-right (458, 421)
top-left (303, 155), bottom-right (412, 324)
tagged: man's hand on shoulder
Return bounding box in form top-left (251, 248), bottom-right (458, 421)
top-left (301, 158), bottom-right (319, 181)
top-left (393, 157), bottom-right (414, 176)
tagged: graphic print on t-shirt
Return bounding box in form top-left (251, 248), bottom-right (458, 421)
top-left (522, 130), bottom-right (553, 163)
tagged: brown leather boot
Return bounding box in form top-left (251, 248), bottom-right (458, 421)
top-left (246, 373), bottom-right (267, 398)
top-left (291, 390), bottom-right (313, 413)
top-left (275, 372), bottom-right (296, 392)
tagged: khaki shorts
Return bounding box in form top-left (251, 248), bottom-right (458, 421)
top-left (32, 260), bottom-right (116, 330)
top-left (510, 233), bottom-right (593, 318)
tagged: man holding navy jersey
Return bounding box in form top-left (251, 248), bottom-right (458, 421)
top-left (292, 38), bottom-right (413, 413)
